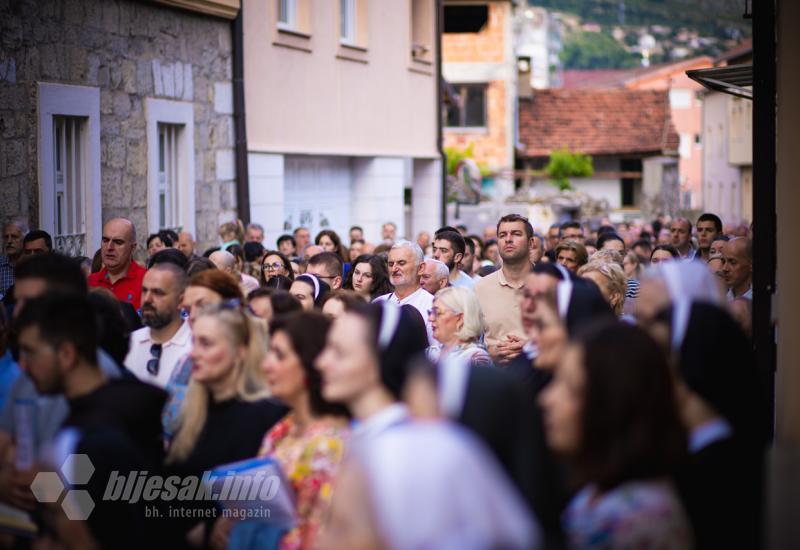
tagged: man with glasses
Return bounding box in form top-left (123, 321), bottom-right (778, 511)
top-left (124, 262), bottom-right (190, 388)
top-left (306, 252), bottom-right (343, 290)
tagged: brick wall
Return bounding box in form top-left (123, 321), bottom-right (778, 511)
top-left (444, 79), bottom-right (508, 169)
top-left (0, 0), bottom-right (236, 256)
top-left (442, 3), bottom-right (508, 64)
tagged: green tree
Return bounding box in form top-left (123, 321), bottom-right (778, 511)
top-left (560, 30), bottom-right (640, 69)
top-left (546, 149), bottom-right (594, 191)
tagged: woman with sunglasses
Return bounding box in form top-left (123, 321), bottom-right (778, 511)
top-left (164, 304), bottom-right (288, 547)
top-left (260, 250), bottom-right (295, 286)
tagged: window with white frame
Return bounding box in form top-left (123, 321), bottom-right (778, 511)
top-left (340, 0), bottom-right (356, 44)
top-left (52, 116), bottom-right (87, 256)
top-left (278, 0), bottom-right (296, 29)
top-left (37, 83), bottom-right (101, 258)
top-left (157, 123), bottom-right (181, 230)
top-left (146, 98), bottom-right (196, 238)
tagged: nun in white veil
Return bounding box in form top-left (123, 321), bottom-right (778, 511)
top-left (636, 259), bottom-right (726, 338)
top-left (319, 420), bottom-right (541, 550)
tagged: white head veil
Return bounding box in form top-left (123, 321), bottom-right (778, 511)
top-left (355, 421), bottom-right (541, 550)
top-left (642, 260), bottom-right (726, 352)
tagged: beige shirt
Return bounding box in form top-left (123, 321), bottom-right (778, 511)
top-left (474, 268), bottom-right (526, 351)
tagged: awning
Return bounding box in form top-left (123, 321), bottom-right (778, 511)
top-left (686, 64), bottom-right (752, 100)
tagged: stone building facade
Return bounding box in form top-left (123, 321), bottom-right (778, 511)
top-left (0, 0), bottom-right (238, 258)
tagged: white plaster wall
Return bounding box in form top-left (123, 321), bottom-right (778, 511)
top-left (411, 158), bottom-right (442, 237)
top-left (571, 178), bottom-right (622, 210)
top-left (350, 157), bottom-right (407, 243)
top-left (248, 152), bottom-right (285, 248)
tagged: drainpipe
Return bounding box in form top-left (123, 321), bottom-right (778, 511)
top-left (232, 6), bottom-right (251, 225)
top-left (436, 0), bottom-right (447, 227)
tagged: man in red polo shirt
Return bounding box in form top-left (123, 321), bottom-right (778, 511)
top-left (88, 218), bottom-right (146, 311)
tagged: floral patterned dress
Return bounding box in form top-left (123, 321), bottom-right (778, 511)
top-left (258, 414), bottom-right (349, 550)
top-left (563, 480), bottom-right (694, 549)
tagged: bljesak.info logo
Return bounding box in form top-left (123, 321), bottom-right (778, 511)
top-left (31, 454), bottom-right (293, 522)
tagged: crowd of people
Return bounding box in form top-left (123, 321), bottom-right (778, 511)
top-left (0, 211), bottom-right (763, 549)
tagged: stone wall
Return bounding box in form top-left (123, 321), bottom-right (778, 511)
top-left (0, 0), bottom-right (237, 256)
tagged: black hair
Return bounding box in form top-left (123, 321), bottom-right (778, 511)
top-left (697, 213), bottom-right (723, 233)
top-left (497, 214), bottom-right (534, 239)
top-left (87, 291), bottom-right (131, 367)
top-left (22, 230), bottom-right (53, 251)
top-left (260, 250), bottom-right (295, 285)
top-left (269, 312), bottom-right (349, 418)
top-left (15, 253), bottom-right (87, 295)
top-left (276, 234), bottom-right (296, 248)
top-left (433, 230), bottom-right (466, 257)
top-left (147, 248), bottom-right (189, 270)
top-left (597, 233), bottom-right (625, 250)
top-left (202, 246), bottom-right (220, 258)
top-left (147, 231), bottom-right (174, 249)
top-left (16, 293), bottom-right (98, 367)
top-left (596, 225), bottom-right (616, 236)
top-left (560, 220), bottom-right (582, 234)
top-left (463, 235), bottom-right (475, 255)
top-left (265, 275), bottom-right (293, 290)
top-left (349, 225), bottom-right (363, 233)
top-left (532, 262), bottom-right (566, 280)
top-left (342, 254), bottom-right (393, 299)
top-left (243, 241), bottom-right (265, 262)
top-left (435, 226), bottom-right (461, 236)
top-left (631, 239), bottom-right (653, 251)
top-left (651, 244), bottom-right (680, 259)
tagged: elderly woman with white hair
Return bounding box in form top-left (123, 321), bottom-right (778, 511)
top-left (577, 260), bottom-right (628, 318)
top-left (427, 286), bottom-right (491, 367)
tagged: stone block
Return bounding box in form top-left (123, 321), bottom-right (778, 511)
top-left (213, 81), bottom-right (233, 115)
top-left (68, 46), bottom-right (88, 82)
top-left (105, 136), bottom-right (126, 170)
top-left (161, 63), bottom-right (175, 97)
top-left (0, 58), bottom-right (16, 84)
top-left (112, 92), bottom-right (131, 118)
top-left (215, 149), bottom-right (235, 181)
top-left (121, 60), bottom-right (136, 94)
top-left (125, 137), bottom-right (146, 178)
top-left (4, 139), bottom-right (25, 177)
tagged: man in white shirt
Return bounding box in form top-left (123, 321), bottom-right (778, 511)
top-left (432, 230), bottom-right (475, 289)
top-left (373, 240), bottom-right (434, 343)
top-left (124, 263), bottom-right (191, 387)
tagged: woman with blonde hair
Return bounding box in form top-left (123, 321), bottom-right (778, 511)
top-left (164, 304), bottom-right (287, 545)
top-left (428, 286), bottom-right (490, 367)
top-left (578, 261), bottom-right (628, 318)
top-left (218, 219), bottom-right (245, 251)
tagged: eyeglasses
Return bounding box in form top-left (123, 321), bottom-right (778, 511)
top-left (428, 307), bottom-right (460, 320)
top-left (146, 343), bottom-right (162, 376)
top-left (262, 262), bottom-right (285, 272)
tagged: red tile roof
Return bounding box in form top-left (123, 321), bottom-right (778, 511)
top-left (561, 69), bottom-right (636, 89)
top-left (518, 88), bottom-right (679, 158)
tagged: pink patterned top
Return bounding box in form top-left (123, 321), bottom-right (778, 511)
top-left (259, 414), bottom-right (349, 550)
